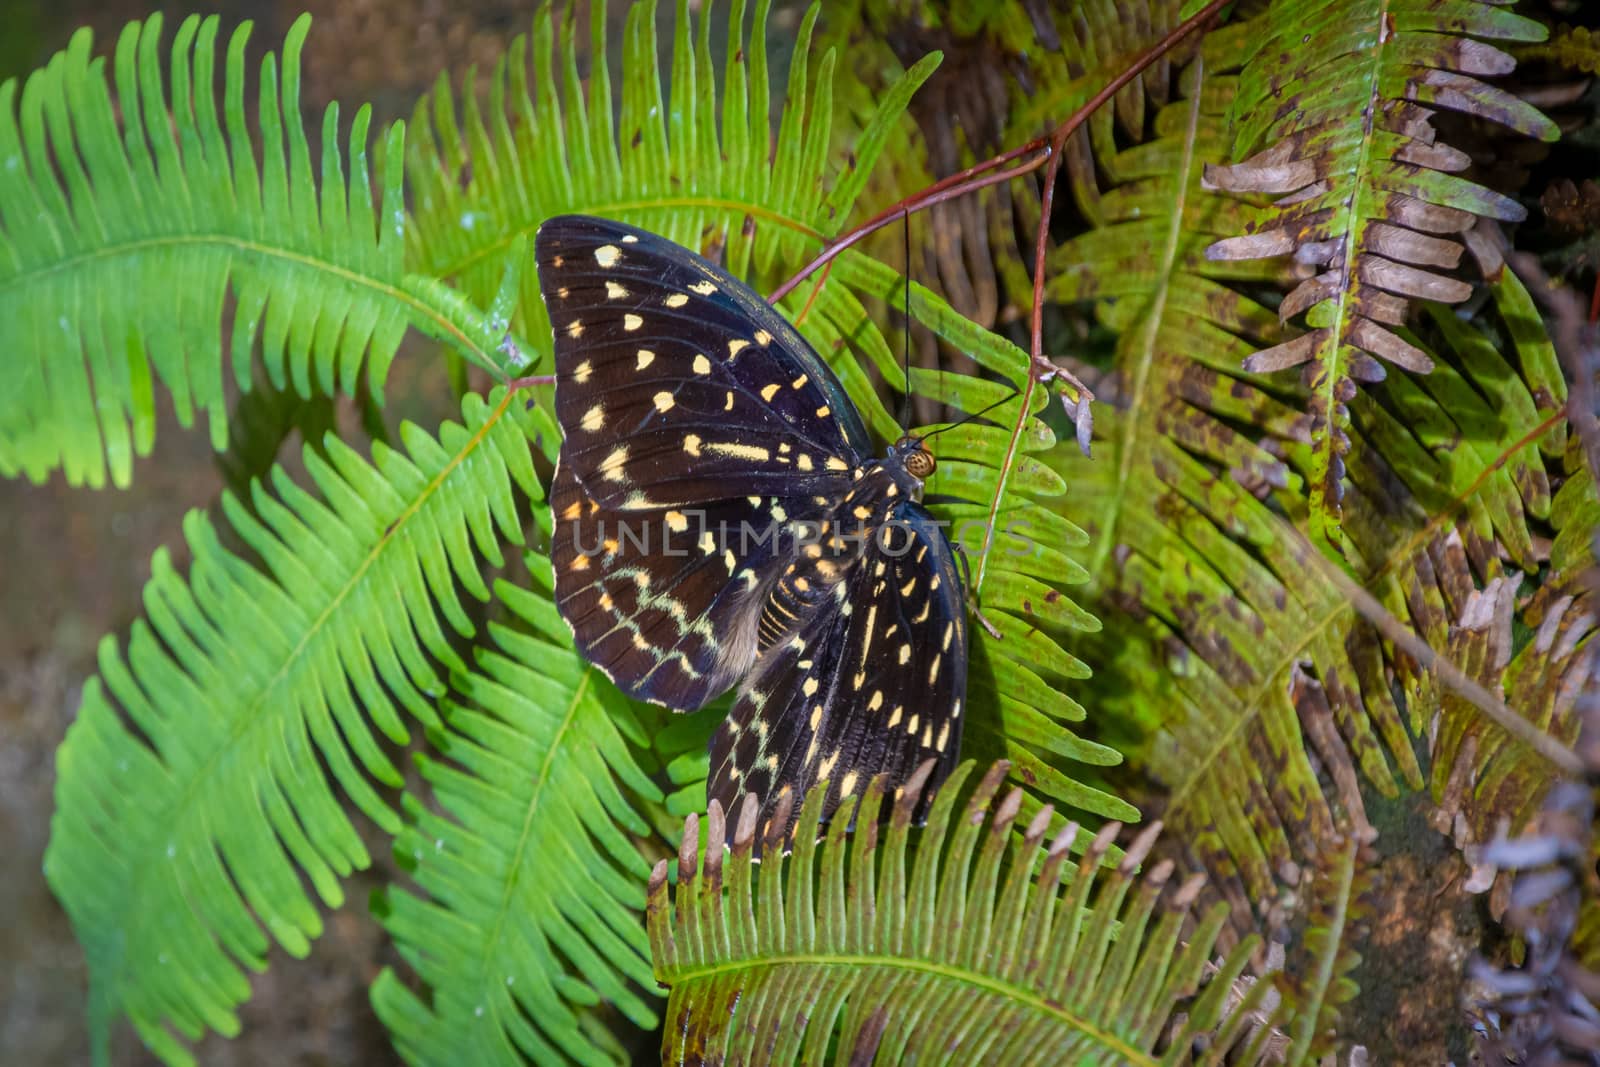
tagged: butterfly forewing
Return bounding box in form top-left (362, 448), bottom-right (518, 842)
top-left (707, 504), bottom-right (968, 848)
top-left (536, 217), bottom-right (870, 509)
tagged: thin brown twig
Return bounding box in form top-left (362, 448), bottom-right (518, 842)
top-left (1308, 538), bottom-right (1585, 778)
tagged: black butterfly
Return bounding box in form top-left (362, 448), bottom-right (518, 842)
top-left (534, 215), bottom-right (967, 848)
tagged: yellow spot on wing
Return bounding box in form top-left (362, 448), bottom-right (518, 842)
top-left (826, 457), bottom-right (850, 471)
top-left (605, 281), bottom-right (628, 300)
top-left (623, 313), bottom-right (643, 331)
top-left (665, 510), bottom-right (689, 532)
top-left (791, 374), bottom-right (808, 389)
top-left (692, 354), bottom-right (711, 375)
top-left (581, 405), bottom-right (605, 432)
top-left (707, 442), bottom-right (771, 461)
top-left (684, 434), bottom-right (702, 456)
top-left (599, 446), bottom-right (629, 481)
top-left (690, 280), bottom-right (717, 295)
top-left (566, 319), bottom-right (584, 339)
top-left (728, 339), bottom-right (749, 357)
top-left (594, 244), bottom-right (621, 268)
top-left (636, 349), bottom-right (655, 370)
top-left (664, 293), bottom-right (689, 308)
top-left (796, 454), bottom-right (813, 471)
top-left (653, 391), bottom-right (675, 412)
top-left (760, 383), bottom-right (781, 402)
top-left (574, 360), bottom-right (592, 383)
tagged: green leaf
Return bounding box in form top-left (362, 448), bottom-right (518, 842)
top-left (649, 761), bottom-right (1283, 1064)
top-left (0, 14), bottom-right (513, 490)
top-left (371, 568), bottom-right (664, 1066)
top-left (45, 388), bottom-right (545, 1065)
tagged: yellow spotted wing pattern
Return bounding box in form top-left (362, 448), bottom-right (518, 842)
top-left (536, 215), bottom-right (967, 849)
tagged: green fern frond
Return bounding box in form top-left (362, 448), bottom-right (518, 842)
top-left (0, 14), bottom-right (521, 491)
top-left (649, 760), bottom-right (1283, 1065)
top-left (45, 388), bottom-right (546, 1065)
top-left (1518, 23), bottom-right (1600, 75)
top-left (1201, 0), bottom-right (1557, 547)
top-left (371, 551), bottom-right (664, 1066)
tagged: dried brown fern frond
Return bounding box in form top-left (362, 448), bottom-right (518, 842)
top-left (1202, 0), bottom-right (1559, 549)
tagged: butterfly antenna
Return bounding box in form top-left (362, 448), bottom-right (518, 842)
top-left (919, 388), bottom-right (1023, 443)
top-left (899, 206), bottom-right (913, 433)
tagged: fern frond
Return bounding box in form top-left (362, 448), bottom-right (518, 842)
top-left (1283, 836), bottom-right (1374, 1063)
top-left (370, 552), bottom-right (664, 1066)
top-left (1518, 23), bottom-right (1600, 75)
top-left (649, 761), bottom-right (1283, 1065)
top-left (0, 14), bottom-right (519, 491)
top-left (1043, 20), bottom-right (1590, 930)
top-left (45, 388), bottom-right (547, 1065)
top-left (1201, 0), bottom-right (1557, 546)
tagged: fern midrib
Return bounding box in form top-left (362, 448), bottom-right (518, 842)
top-left (419, 195), bottom-right (825, 279)
top-left (1316, 0), bottom-right (1392, 531)
top-left (1, 234), bottom-right (497, 368)
top-left (1090, 60), bottom-right (1204, 579)
top-left (476, 665), bottom-right (596, 1032)
top-left (107, 388), bottom-right (517, 996)
top-left (665, 952), bottom-right (1156, 1064)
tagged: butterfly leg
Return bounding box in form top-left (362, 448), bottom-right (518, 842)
top-left (952, 537), bottom-right (1004, 640)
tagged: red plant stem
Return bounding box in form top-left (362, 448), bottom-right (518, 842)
top-left (508, 374), bottom-right (556, 390)
top-left (768, 0), bottom-right (1232, 313)
top-left (970, 0), bottom-right (1231, 595)
top-left (792, 259), bottom-right (836, 328)
top-left (768, 151), bottom-right (1049, 304)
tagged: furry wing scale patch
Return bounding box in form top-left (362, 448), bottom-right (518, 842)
top-left (550, 460), bottom-right (831, 710)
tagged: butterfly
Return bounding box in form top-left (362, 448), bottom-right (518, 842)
top-left (534, 215), bottom-right (967, 849)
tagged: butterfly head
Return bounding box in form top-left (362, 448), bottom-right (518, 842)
top-left (890, 435), bottom-right (937, 497)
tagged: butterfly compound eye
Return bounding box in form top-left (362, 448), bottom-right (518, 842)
top-left (904, 447), bottom-right (936, 479)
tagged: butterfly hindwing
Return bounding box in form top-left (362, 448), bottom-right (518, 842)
top-left (707, 503), bottom-right (968, 847)
top-left (536, 216), bottom-right (871, 509)
top-left (551, 460), bottom-right (832, 709)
